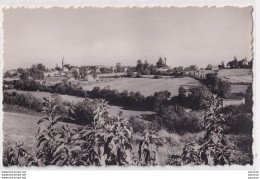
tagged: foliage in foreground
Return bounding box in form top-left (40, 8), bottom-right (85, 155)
top-left (168, 96), bottom-right (252, 166)
top-left (3, 97), bottom-right (162, 166)
top-left (3, 95), bottom-right (252, 166)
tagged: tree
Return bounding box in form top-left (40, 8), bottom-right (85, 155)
top-left (29, 63), bottom-right (46, 80)
top-left (55, 66), bottom-right (62, 71)
top-left (4, 71), bottom-right (12, 78)
top-left (143, 60), bottom-right (150, 75)
top-left (188, 65), bottom-right (198, 71)
top-left (156, 57), bottom-right (165, 68)
top-left (72, 70), bottom-right (79, 79)
top-left (248, 59), bottom-right (253, 69)
top-left (35, 63), bottom-right (46, 72)
top-left (188, 86), bottom-right (211, 110)
top-left (245, 85), bottom-right (253, 113)
top-left (136, 60), bottom-right (144, 74)
top-left (116, 62), bottom-right (121, 73)
top-left (205, 73), bottom-right (219, 93)
top-left (150, 64), bottom-right (157, 75)
top-left (178, 86), bottom-right (186, 98)
top-left (92, 67), bottom-right (98, 79)
top-left (79, 66), bottom-right (88, 78)
top-left (126, 69), bottom-right (134, 77)
top-left (233, 56), bottom-right (239, 68)
top-left (19, 69), bottom-right (30, 80)
top-left (218, 61), bottom-right (225, 69)
top-left (152, 90), bottom-right (171, 111)
top-left (218, 80), bottom-right (231, 98)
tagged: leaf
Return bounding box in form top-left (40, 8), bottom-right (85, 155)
top-left (54, 143), bottom-right (65, 156)
top-left (35, 126), bottom-right (46, 137)
top-left (70, 146), bottom-right (81, 154)
top-left (37, 117), bottom-right (49, 124)
top-left (71, 134), bottom-right (80, 141)
top-left (82, 131), bottom-right (95, 138)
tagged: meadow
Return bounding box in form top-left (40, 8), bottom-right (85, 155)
top-left (78, 77), bottom-right (200, 97)
top-left (218, 69), bottom-right (253, 84)
top-left (3, 110), bottom-right (252, 166)
top-left (3, 74), bottom-right (253, 166)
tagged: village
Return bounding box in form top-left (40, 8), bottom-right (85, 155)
top-left (2, 6), bottom-right (254, 167)
top-left (3, 56), bottom-right (253, 108)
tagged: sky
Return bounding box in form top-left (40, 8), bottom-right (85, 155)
top-left (3, 7), bottom-right (253, 71)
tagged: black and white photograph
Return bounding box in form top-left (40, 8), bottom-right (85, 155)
top-left (2, 6), bottom-right (255, 167)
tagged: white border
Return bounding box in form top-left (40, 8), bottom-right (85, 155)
top-left (0, 0), bottom-right (259, 176)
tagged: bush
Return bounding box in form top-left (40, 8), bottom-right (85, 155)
top-left (154, 75), bottom-right (162, 79)
top-left (176, 85), bottom-right (212, 110)
top-left (14, 79), bottom-right (43, 91)
top-left (3, 91), bottom-right (43, 112)
top-left (226, 114), bottom-right (252, 135)
top-left (3, 98), bottom-right (162, 166)
top-left (204, 73), bottom-right (231, 98)
top-left (159, 105), bottom-right (203, 133)
top-left (69, 99), bottom-right (96, 125)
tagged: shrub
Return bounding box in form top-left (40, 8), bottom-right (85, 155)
top-left (3, 97), bottom-right (163, 166)
top-left (159, 105), bottom-right (203, 133)
top-left (154, 75), bottom-right (162, 79)
top-left (226, 114), bottom-right (252, 135)
top-left (168, 96), bottom-right (232, 166)
top-left (204, 73), bottom-right (231, 98)
top-left (3, 91), bottom-right (43, 112)
top-left (69, 99), bottom-right (96, 125)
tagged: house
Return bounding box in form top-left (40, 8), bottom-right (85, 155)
top-left (62, 64), bottom-right (70, 72)
top-left (116, 66), bottom-right (128, 73)
top-left (156, 67), bottom-right (170, 75)
top-left (100, 66), bottom-right (116, 73)
top-left (221, 97), bottom-right (245, 107)
top-left (9, 69), bottom-right (19, 77)
top-left (83, 73), bottom-right (100, 82)
top-left (69, 67), bottom-right (80, 74)
top-left (3, 77), bottom-right (19, 85)
top-left (226, 63), bottom-right (231, 69)
top-left (205, 64), bottom-right (219, 71)
top-left (179, 85), bottom-right (200, 97)
top-left (44, 71), bottom-right (58, 77)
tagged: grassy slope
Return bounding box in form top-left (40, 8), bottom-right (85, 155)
top-left (3, 112), bottom-right (252, 165)
top-left (78, 77), bottom-right (200, 97)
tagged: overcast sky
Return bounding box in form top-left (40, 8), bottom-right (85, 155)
top-left (3, 7), bottom-right (253, 71)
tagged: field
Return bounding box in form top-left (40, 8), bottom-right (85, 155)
top-left (2, 112), bottom-right (79, 157)
top-left (219, 75), bottom-right (253, 84)
top-left (218, 69), bottom-right (253, 84)
top-left (231, 84), bottom-right (250, 94)
top-left (78, 77), bottom-right (200, 97)
top-left (3, 112), bottom-right (252, 165)
top-left (1, 112), bottom-right (188, 165)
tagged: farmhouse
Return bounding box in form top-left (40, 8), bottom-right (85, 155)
top-left (83, 74), bottom-right (100, 82)
top-left (179, 85), bottom-right (200, 97)
top-left (116, 66), bottom-right (128, 73)
top-left (205, 64), bottom-right (219, 71)
top-left (221, 97), bottom-right (245, 107)
top-left (8, 69), bottom-right (19, 77)
top-left (62, 64), bottom-right (70, 72)
top-left (3, 77), bottom-right (20, 88)
top-left (100, 66), bottom-right (116, 73)
top-left (44, 71), bottom-right (58, 77)
top-left (69, 66), bottom-right (80, 74)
